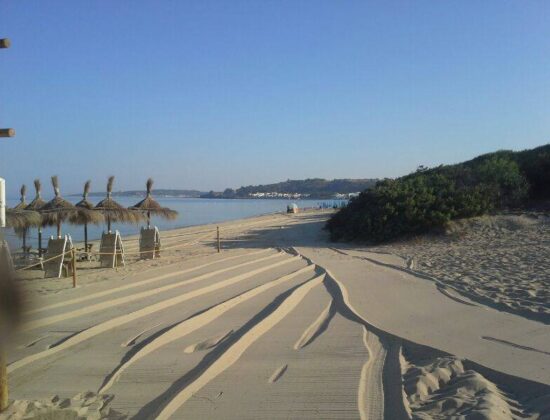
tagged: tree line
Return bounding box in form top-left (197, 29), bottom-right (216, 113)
top-left (201, 178), bottom-right (379, 199)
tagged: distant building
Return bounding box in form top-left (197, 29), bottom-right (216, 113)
top-left (335, 192), bottom-right (360, 199)
top-left (249, 192), bottom-right (310, 199)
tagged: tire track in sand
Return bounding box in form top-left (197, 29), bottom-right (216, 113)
top-left (22, 251), bottom-right (284, 331)
top-left (98, 264), bottom-right (318, 393)
top-left (26, 249), bottom-right (272, 315)
top-left (288, 248), bottom-right (410, 420)
top-left (8, 255), bottom-right (302, 373)
top-left (321, 270), bottom-right (409, 420)
top-left (150, 273), bottom-right (325, 420)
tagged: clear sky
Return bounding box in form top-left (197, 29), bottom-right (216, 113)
top-left (1, 1), bottom-right (549, 197)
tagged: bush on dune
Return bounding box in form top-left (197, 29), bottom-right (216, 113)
top-left (326, 145), bottom-right (547, 243)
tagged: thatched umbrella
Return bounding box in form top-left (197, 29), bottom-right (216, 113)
top-left (12, 185), bottom-right (31, 253)
top-left (6, 185), bottom-right (42, 256)
top-left (6, 206), bottom-right (41, 255)
top-left (94, 176), bottom-right (140, 233)
top-left (5, 208), bottom-right (41, 231)
top-left (40, 176), bottom-right (76, 238)
top-left (13, 185), bottom-right (27, 212)
top-left (25, 179), bottom-right (47, 256)
top-left (70, 180), bottom-right (104, 253)
top-left (130, 178), bottom-right (178, 228)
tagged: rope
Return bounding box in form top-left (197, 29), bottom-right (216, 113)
top-left (13, 218), bottom-right (276, 272)
top-left (13, 229), bottom-right (218, 271)
top-left (15, 250), bottom-right (73, 272)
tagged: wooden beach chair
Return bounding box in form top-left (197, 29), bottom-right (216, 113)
top-left (99, 230), bottom-right (125, 268)
top-left (43, 235), bottom-right (74, 278)
top-left (139, 226), bottom-right (160, 260)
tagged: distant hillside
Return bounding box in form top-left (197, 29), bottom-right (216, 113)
top-left (201, 178), bottom-right (378, 199)
top-left (81, 189), bottom-right (203, 198)
top-left (327, 144), bottom-right (550, 243)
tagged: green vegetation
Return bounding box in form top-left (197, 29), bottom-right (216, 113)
top-left (201, 178), bottom-right (378, 199)
top-left (327, 144), bottom-right (550, 243)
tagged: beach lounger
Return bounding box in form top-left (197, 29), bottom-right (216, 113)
top-left (99, 230), bottom-right (125, 268)
top-left (43, 235), bottom-right (74, 278)
top-left (139, 226), bottom-right (160, 259)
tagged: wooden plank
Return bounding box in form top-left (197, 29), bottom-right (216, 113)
top-left (0, 129), bottom-right (15, 138)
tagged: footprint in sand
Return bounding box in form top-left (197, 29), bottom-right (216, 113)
top-left (184, 330), bottom-right (233, 354)
top-left (268, 364), bottom-right (288, 383)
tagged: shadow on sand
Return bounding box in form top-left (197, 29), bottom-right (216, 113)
top-left (212, 213), bottom-right (332, 251)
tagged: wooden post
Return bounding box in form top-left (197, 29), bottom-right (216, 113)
top-left (217, 226), bottom-right (220, 253)
top-left (0, 349), bottom-right (7, 411)
top-left (0, 129), bottom-right (15, 138)
top-left (71, 248), bottom-right (77, 288)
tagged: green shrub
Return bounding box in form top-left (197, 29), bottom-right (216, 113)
top-left (326, 147), bottom-right (538, 243)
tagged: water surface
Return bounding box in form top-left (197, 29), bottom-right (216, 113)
top-left (3, 197), bottom-right (342, 250)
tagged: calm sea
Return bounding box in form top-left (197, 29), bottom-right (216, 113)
top-left (2, 197), bottom-right (343, 250)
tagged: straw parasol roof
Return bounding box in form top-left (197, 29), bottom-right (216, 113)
top-left (130, 178), bottom-right (178, 223)
top-left (24, 179), bottom-right (48, 256)
top-left (25, 179), bottom-right (46, 212)
top-left (9, 184), bottom-right (41, 238)
top-left (12, 185), bottom-right (41, 232)
top-left (70, 180), bottom-right (104, 225)
top-left (95, 176), bottom-right (142, 231)
top-left (40, 176), bottom-right (76, 227)
top-left (14, 184), bottom-right (27, 210)
top-left (5, 208), bottom-right (42, 230)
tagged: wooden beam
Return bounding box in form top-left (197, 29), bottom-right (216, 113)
top-left (0, 129), bottom-right (15, 138)
top-left (0, 39), bottom-right (10, 49)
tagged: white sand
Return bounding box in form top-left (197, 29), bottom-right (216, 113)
top-left (365, 213), bottom-right (550, 323)
top-left (3, 210), bottom-right (549, 419)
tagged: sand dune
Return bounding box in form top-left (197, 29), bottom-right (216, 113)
top-left (365, 213), bottom-right (550, 323)
top-left (5, 211), bottom-right (549, 419)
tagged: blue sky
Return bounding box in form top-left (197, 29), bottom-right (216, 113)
top-left (1, 1), bottom-right (549, 197)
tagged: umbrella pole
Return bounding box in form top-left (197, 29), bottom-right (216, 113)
top-left (147, 211), bottom-right (151, 229)
top-left (84, 223), bottom-right (88, 254)
top-left (22, 228), bottom-right (27, 256)
top-left (57, 220), bottom-right (61, 238)
top-left (107, 215), bottom-right (111, 233)
top-left (38, 227), bottom-right (42, 258)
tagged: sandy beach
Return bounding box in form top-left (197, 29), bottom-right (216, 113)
top-left (3, 210), bottom-right (549, 419)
